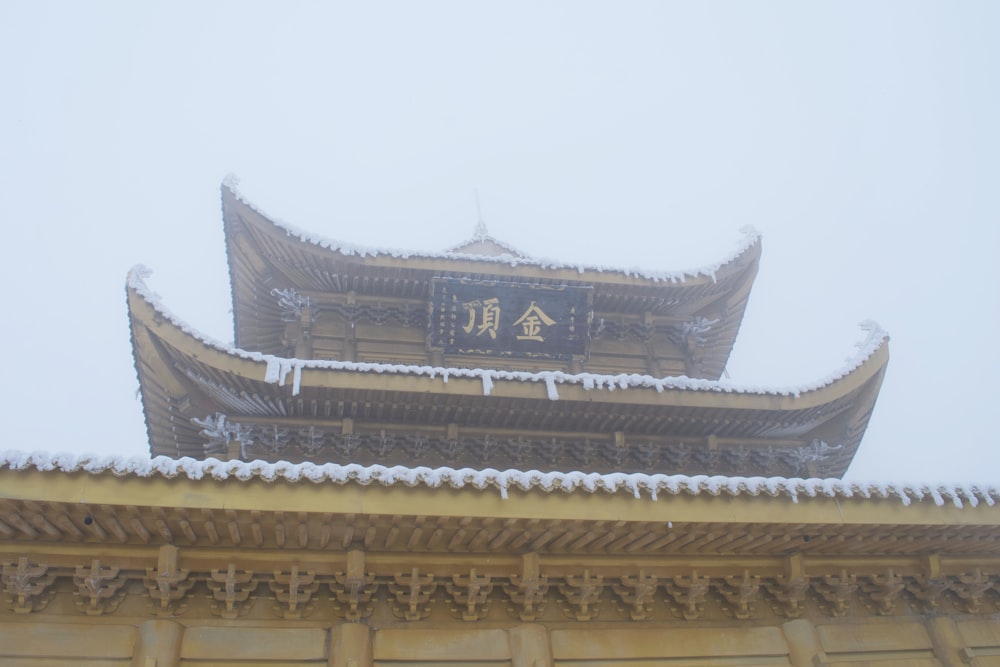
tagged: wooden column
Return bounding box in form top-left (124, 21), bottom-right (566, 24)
top-left (926, 616), bottom-right (966, 667)
top-left (510, 624), bottom-right (552, 667)
top-left (294, 305), bottom-right (314, 360)
top-left (131, 619), bottom-right (184, 667)
top-left (781, 618), bottom-right (826, 667)
top-left (330, 623), bottom-right (372, 667)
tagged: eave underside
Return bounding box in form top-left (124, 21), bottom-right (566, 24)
top-left (130, 282), bottom-right (887, 477)
top-left (3, 468), bottom-right (999, 557)
top-left (3, 467), bottom-right (999, 632)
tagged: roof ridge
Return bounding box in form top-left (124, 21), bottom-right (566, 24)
top-left (220, 178), bottom-right (762, 284)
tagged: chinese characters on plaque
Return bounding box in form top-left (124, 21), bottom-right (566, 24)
top-left (429, 278), bottom-right (591, 359)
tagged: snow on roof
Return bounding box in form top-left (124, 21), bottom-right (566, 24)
top-left (444, 219), bottom-right (530, 258)
top-left (128, 267), bottom-right (888, 400)
top-left (222, 177), bottom-right (761, 283)
top-left (1, 450), bottom-right (995, 508)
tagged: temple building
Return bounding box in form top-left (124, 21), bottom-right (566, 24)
top-left (1, 180), bottom-right (999, 666)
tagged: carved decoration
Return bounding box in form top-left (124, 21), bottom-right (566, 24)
top-left (330, 572), bottom-right (377, 621)
top-left (950, 569), bottom-right (994, 614)
top-left (73, 559), bottom-right (127, 616)
top-left (198, 418), bottom-right (846, 478)
top-left (813, 570), bottom-right (858, 617)
top-left (718, 570), bottom-right (761, 620)
top-left (446, 569), bottom-right (494, 621)
top-left (2, 537), bottom-right (1000, 623)
top-left (860, 569), bottom-right (906, 615)
top-left (905, 574), bottom-right (950, 612)
top-left (325, 302), bottom-right (427, 330)
top-left (505, 554), bottom-right (549, 622)
top-left (389, 568), bottom-right (436, 621)
top-left (271, 566), bottom-right (319, 619)
top-left (2, 558), bottom-right (55, 614)
top-left (505, 574), bottom-right (549, 621)
top-left (207, 563), bottom-right (258, 619)
top-left (612, 570), bottom-right (658, 621)
top-left (271, 287), bottom-right (310, 322)
top-left (331, 549), bottom-right (377, 621)
top-left (764, 575), bottom-right (810, 618)
top-left (559, 570), bottom-right (604, 621)
top-left (144, 567), bottom-right (194, 617)
top-left (665, 571), bottom-right (709, 621)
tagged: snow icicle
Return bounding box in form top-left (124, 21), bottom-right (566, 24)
top-left (264, 359), bottom-right (281, 384)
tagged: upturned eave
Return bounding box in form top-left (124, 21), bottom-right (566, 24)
top-left (221, 182), bottom-right (761, 376)
top-left (128, 273), bottom-right (888, 476)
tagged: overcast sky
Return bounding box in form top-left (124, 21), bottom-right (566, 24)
top-left (2, 2), bottom-right (997, 481)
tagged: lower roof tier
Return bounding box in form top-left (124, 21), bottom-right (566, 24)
top-left (128, 272), bottom-right (888, 478)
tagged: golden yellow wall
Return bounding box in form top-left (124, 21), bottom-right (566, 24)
top-left (3, 616), bottom-right (1000, 666)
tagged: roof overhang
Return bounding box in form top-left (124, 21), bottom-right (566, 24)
top-left (129, 271), bottom-right (888, 476)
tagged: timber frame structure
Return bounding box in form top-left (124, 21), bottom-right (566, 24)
top-left (4, 180), bottom-right (999, 667)
top-left (127, 182), bottom-right (887, 478)
top-left (1, 458), bottom-right (1000, 665)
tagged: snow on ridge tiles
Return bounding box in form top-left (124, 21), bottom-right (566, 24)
top-left (1, 450), bottom-right (996, 508)
top-left (127, 265), bottom-right (887, 400)
top-left (221, 178), bottom-right (761, 283)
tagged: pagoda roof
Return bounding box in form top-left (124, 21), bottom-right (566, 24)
top-left (1, 451), bottom-right (998, 559)
top-left (221, 181), bottom-right (761, 377)
top-left (128, 268), bottom-right (888, 477)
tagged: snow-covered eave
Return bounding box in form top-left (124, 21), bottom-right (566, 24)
top-left (222, 179), bottom-right (761, 285)
top-left (128, 267), bottom-right (889, 403)
top-left (1, 450), bottom-right (996, 510)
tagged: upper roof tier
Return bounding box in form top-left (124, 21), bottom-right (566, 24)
top-left (127, 265), bottom-right (888, 477)
top-left (221, 182), bottom-right (762, 380)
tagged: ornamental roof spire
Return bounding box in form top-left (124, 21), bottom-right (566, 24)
top-left (473, 188), bottom-right (489, 240)
top-left (445, 191), bottom-right (528, 258)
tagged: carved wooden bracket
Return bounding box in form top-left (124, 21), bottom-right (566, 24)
top-left (447, 569), bottom-right (493, 621)
top-left (860, 569), bottom-right (906, 615)
top-left (612, 570), bottom-right (658, 621)
top-left (73, 559), bottom-right (127, 616)
top-left (207, 563), bottom-right (258, 619)
top-left (331, 572), bottom-right (377, 621)
top-left (2, 557), bottom-right (55, 614)
top-left (389, 567), bottom-right (436, 621)
top-left (764, 575), bottom-right (810, 618)
top-left (331, 549), bottom-right (376, 621)
top-left (144, 545), bottom-right (194, 617)
top-left (813, 570), bottom-right (858, 617)
top-left (719, 570), bottom-right (761, 620)
top-left (4, 546), bottom-right (1000, 623)
top-left (665, 570), bottom-right (709, 620)
top-left (559, 569), bottom-right (604, 621)
top-left (905, 575), bottom-right (950, 612)
top-left (271, 566), bottom-right (319, 619)
top-left (505, 553), bottom-right (549, 621)
top-left (950, 569), bottom-right (994, 614)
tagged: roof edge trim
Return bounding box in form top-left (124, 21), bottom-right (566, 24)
top-left (127, 266), bottom-right (888, 400)
top-left (221, 179), bottom-right (761, 284)
top-left (1, 450), bottom-right (995, 508)
top-left (127, 267), bottom-right (888, 404)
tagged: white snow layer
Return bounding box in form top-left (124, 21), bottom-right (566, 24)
top-left (221, 179), bottom-right (761, 284)
top-left (127, 268), bottom-right (888, 400)
top-left (0, 450), bottom-right (996, 508)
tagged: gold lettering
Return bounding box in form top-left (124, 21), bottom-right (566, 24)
top-left (513, 301), bottom-right (556, 342)
top-left (461, 298), bottom-right (501, 340)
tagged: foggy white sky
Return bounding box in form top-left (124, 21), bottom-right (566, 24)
top-left (1, 2), bottom-right (997, 481)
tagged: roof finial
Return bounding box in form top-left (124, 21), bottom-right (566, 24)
top-left (473, 188), bottom-right (488, 240)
